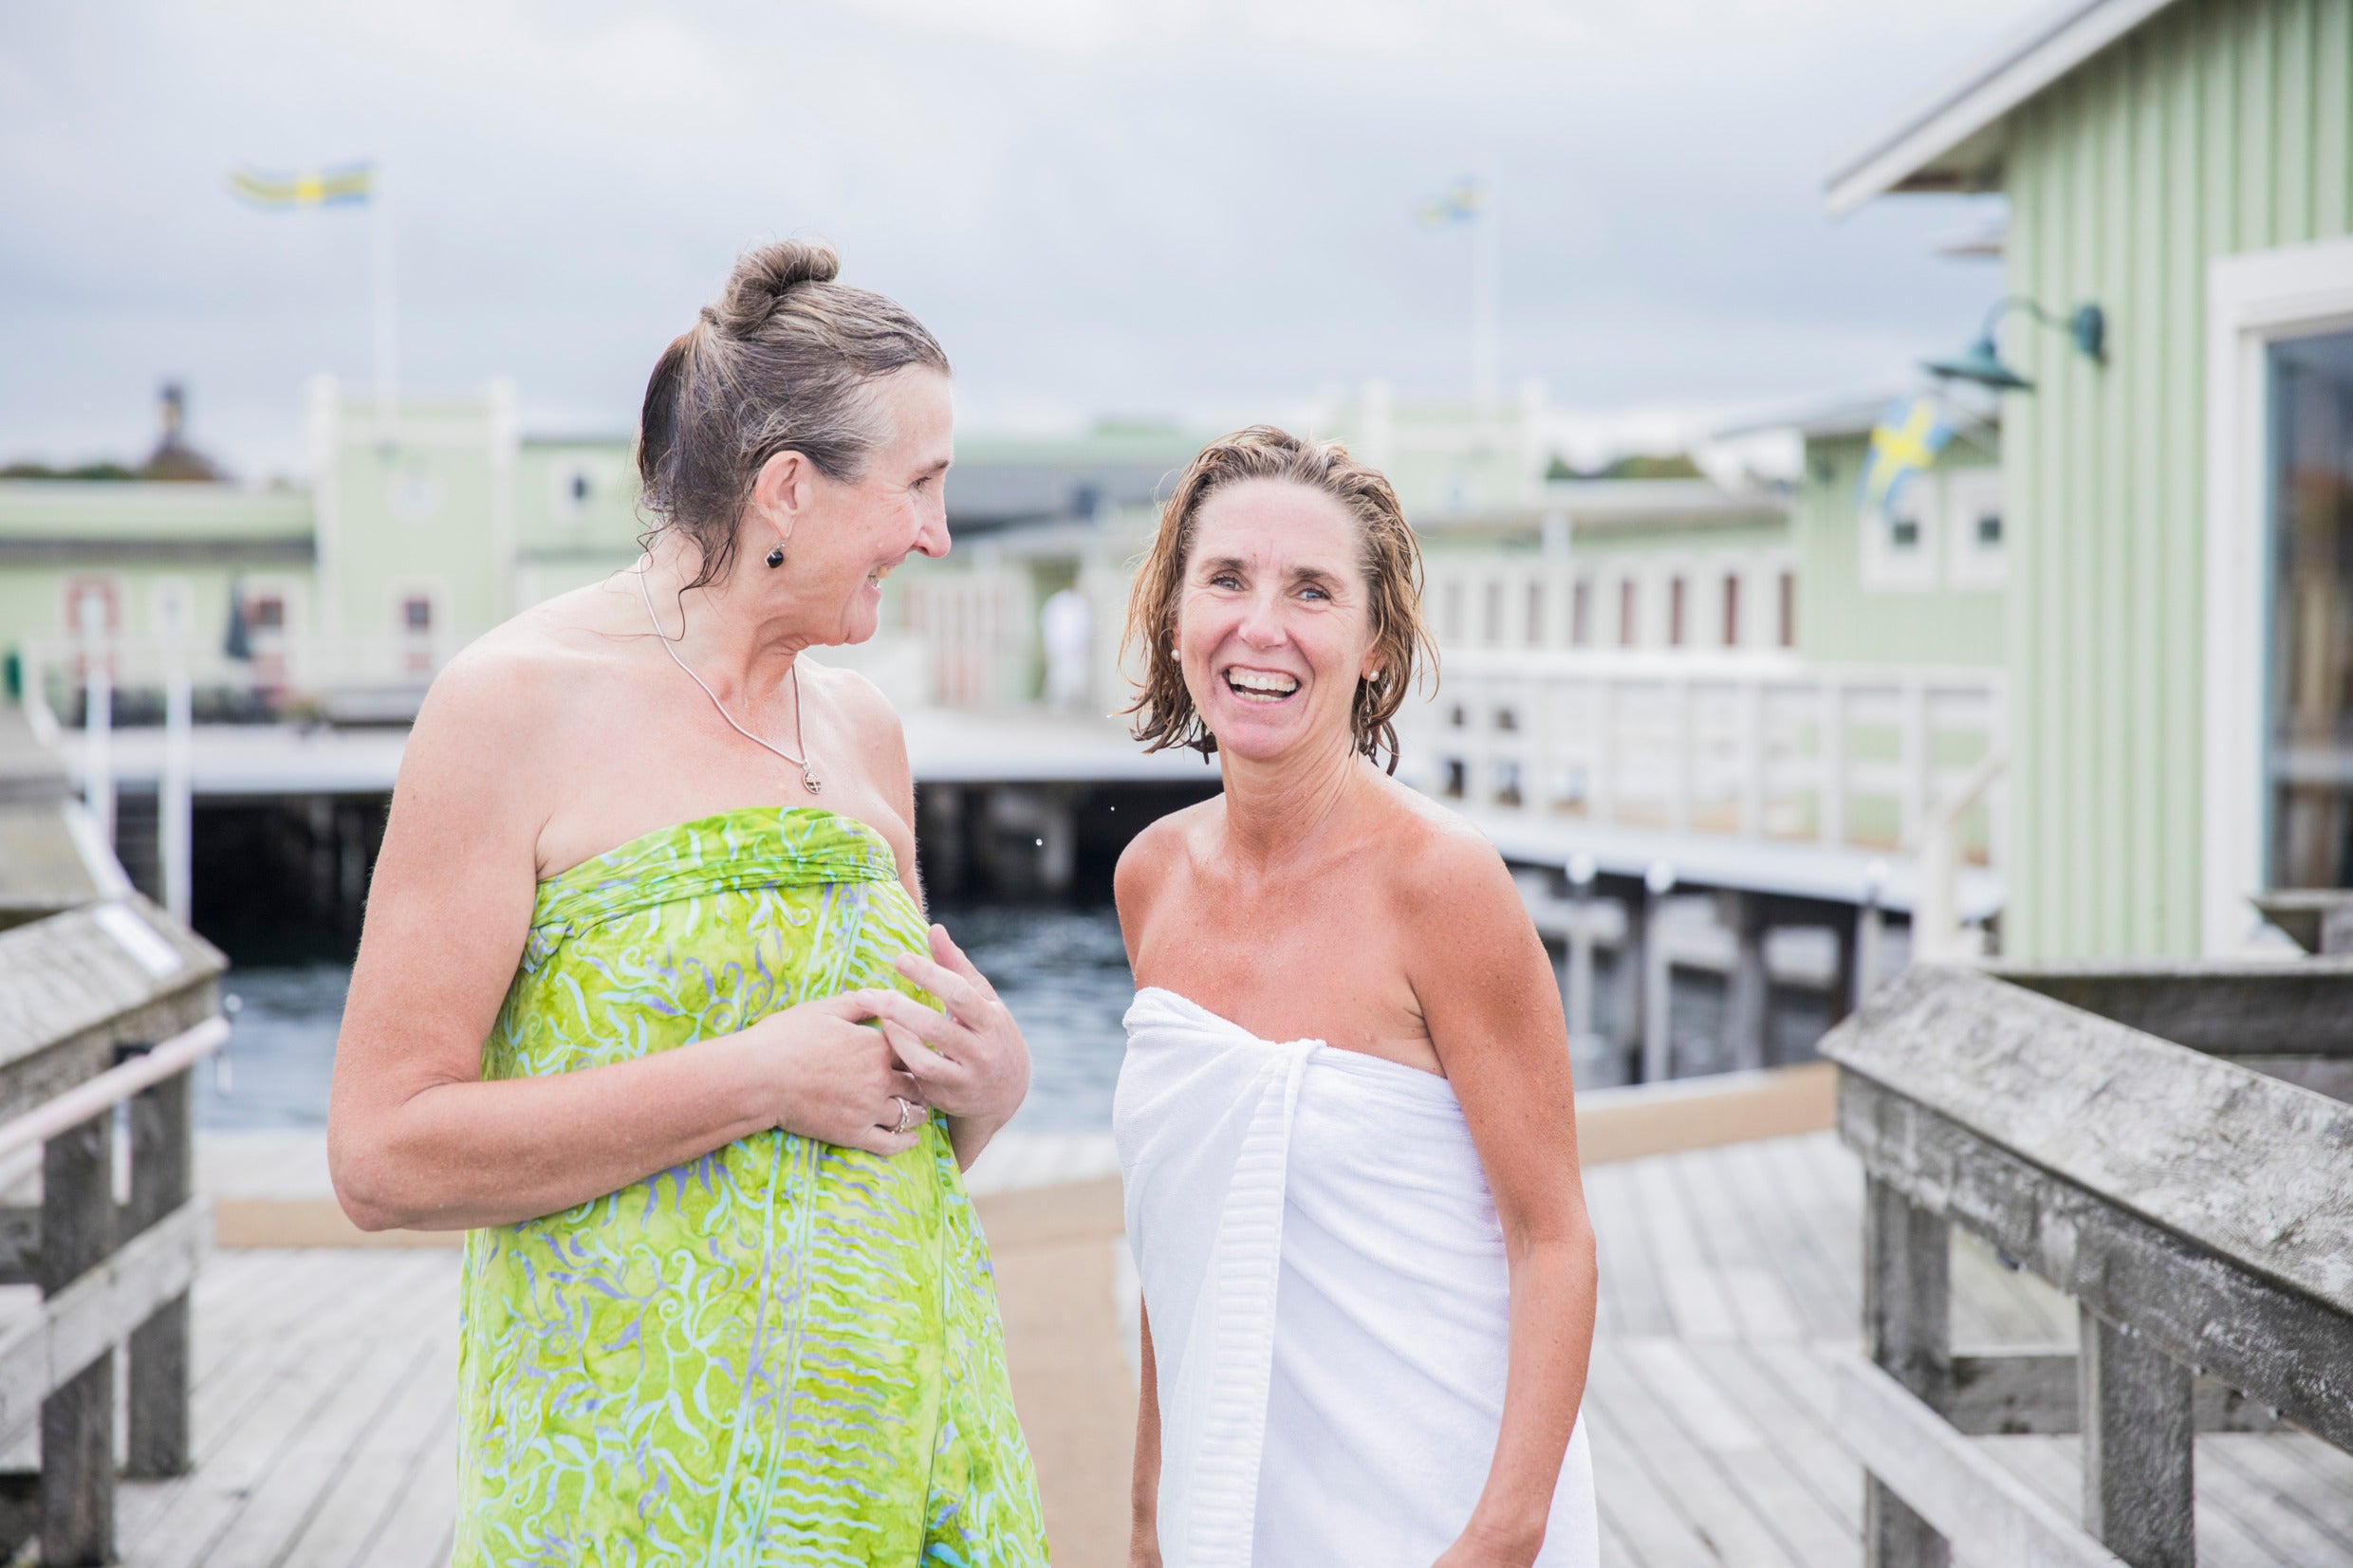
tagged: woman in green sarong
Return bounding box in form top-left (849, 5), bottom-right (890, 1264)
top-left (327, 241), bottom-right (1048, 1564)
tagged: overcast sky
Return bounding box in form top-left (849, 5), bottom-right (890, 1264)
top-left (1, 0), bottom-right (2041, 476)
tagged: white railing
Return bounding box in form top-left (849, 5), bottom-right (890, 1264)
top-left (1398, 647), bottom-right (2005, 871)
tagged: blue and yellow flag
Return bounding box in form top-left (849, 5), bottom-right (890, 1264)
top-left (228, 162), bottom-right (374, 209)
top-left (1417, 177), bottom-right (1483, 228)
top-left (1859, 396), bottom-right (1954, 517)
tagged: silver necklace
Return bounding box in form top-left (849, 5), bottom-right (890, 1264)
top-left (635, 557), bottom-right (822, 796)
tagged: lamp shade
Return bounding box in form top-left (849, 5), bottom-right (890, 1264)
top-left (1922, 333), bottom-right (2035, 393)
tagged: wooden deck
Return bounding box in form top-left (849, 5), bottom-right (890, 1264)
top-left (75, 1131), bottom-right (2353, 1566)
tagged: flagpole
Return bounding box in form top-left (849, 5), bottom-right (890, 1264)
top-left (371, 163), bottom-right (398, 427)
top-left (1472, 168), bottom-right (1500, 421)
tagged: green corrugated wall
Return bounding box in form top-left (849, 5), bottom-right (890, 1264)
top-left (2003, 0), bottom-right (2353, 959)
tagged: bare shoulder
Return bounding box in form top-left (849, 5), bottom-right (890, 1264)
top-left (1364, 775), bottom-right (1523, 936)
top-left (1115, 796), bottom-right (1216, 918)
top-left (408, 592), bottom-right (613, 761)
top-left (802, 658), bottom-right (905, 747)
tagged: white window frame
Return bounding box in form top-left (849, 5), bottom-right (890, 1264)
top-left (1942, 466), bottom-right (2007, 591)
top-left (1859, 472), bottom-right (1941, 593)
top-left (2201, 235), bottom-right (2353, 954)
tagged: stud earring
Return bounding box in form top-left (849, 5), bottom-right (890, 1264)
top-left (765, 544), bottom-right (786, 569)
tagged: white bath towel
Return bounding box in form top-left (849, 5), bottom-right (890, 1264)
top-left (1115, 987), bottom-right (1598, 1568)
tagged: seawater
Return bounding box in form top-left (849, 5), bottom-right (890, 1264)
top-left (198, 903), bottom-right (1139, 1134)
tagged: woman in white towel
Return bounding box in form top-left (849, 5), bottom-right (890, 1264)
top-left (1111, 426), bottom-right (1600, 1568)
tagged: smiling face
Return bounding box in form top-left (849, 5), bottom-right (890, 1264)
top-left (1176, 478), bottom-right (1382, 767)
top-left (764, 366), bottom-right (954, 644)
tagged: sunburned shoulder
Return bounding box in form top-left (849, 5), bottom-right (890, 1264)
top-left (1115, 796), bottom-right (1219, 910)
top-left (1361, 774), bottom-right (1523, 933)
top-left (408, 591), bottom-right (624, 760)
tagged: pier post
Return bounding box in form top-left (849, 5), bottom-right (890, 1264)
top-left (76, 598), bottom-right (112, 851)
top-left (1863, 1174), bottom-right (1950, 1568)
top-left (41, 1113), bottom-right (114, 1565)
top-left (1721, 891), bottom-right (1769, 1071)
top-left (126, 1068), bottom-right (193, 1478)
top-left (1618, 884), bottom-right (1648, 1079)
top-left (161, 639), bottom-right (194, 923)
top-left (1640, 862), bottom-right (1675, 1083)
top-left (1565, 855), bottom-right (1597, 1054)
top-left (2080, 1308), bottom-right (2195, 1568)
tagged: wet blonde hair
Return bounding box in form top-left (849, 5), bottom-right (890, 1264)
top-left (1121, 425), bottom-right (1436, 773)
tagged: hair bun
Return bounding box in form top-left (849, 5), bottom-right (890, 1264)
top-left (711, 240), bottom-right (841, 331)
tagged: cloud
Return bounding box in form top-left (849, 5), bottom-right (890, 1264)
top-left (0, 0), bottom-right (2038, 474)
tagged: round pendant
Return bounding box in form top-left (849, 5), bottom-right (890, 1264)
top-left (803, 765), bottom-right (823, 796)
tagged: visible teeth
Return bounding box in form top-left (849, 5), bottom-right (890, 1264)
top-left (1227, 670), bottom-right (1298, 695)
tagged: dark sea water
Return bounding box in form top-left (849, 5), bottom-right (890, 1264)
top-left (199, 903), bottom-right (1139, 1134)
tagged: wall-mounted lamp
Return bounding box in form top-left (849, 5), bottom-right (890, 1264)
top-left (1922, 296), bottom-right (2106, 393)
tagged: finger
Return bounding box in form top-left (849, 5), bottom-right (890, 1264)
top-left (864, 990), bottom-right (960, 1049)
top-left (819, 987), bottom-right (894, 1022)
top-left (881, 1023), bottom-right (969, 1092)
top-left (887, 1069), bottom-right (927, 1104)
top-left (891, 952), bottom-right (989, 1021)
top-left (929, 924), bottom-right (993, 992)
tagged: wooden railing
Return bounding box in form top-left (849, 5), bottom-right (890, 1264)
top-left (1822, 961), bottom-right (2353, 1568)
top-left (0, 896), bottom-right (224, 1562)
top-left (1395, 647), bottom-right (2005, 865)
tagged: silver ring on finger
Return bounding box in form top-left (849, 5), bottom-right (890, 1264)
top-left (891, 1096), bottom-right (924, 1134)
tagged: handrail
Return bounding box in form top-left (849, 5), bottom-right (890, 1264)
top-left (1913, 745), bottom-right (2006, 961)
top-left (0, 1015), bottom-right (226, 1164)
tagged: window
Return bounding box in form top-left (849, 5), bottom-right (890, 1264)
top-left (1722, 574), bottom-right (1742, 647)
top-left (2266, 326), bottom-right (2353, 888)
top-left (1944, 467), bottom-right (2008, 590)
top-left (1442, 582), bottom-right (1464, 643)
top-left (1776, 572), bottom-right (1795, 648)
top-left (1483, 581), bottom-right (1504, 645)
top-left (402, 597), bottom-right (434, 632)
top-left (249, 595), bottom-right (286, 631)
top-left (1668, 577), bottom-right (1687, 647)
top-left (1526, 581), bottom-right (1545, 647)
top-left (1619, 580), bottom-right (1639, 647)
top-left (1571, 580), bottom-right (1592, 646)
top-left (551, 458), bottom-right (601, 522)
top-left (1861, 474), bottom-right (1941, 593)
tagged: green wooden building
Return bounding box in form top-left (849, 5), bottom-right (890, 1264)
top-left (1830, 0), bottom-right (2353, 959)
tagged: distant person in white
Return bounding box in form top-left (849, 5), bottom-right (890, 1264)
top-left (1111, 426), bottom-right (1599, 1567)
top-left (1042, 584), bottom-right (1093, 711)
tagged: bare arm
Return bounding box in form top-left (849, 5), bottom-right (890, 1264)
top-left (1130, 1303), bottom-right (1164, 1566)
top-left (327, 653), bottom-right (929, 1231)
top-left (1412, 833), bottom-right (1597, 1567)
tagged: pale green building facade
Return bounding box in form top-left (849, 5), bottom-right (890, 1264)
top-left (1832, 0), bottom-right (2353, 958)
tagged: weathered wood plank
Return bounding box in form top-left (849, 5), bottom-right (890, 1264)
top-left (126, 1068), bottom-right (191, 1479)
top-left (1831, 1352), bottom-right (2129, 1568)
top-left (1948, 1351), bottom-right (2284, 1436)
top-left (1580, 1397), bottom-right (1721, 1568)
top-left (1585, 1344), bottom-right (1807, 1568)
top-left (1990, 959), bottom-right (2353, 1058)
top-left (0, 1198), bottom-right (205, 1441)
top-left (0, 901), bottom-right (222, 1095)
top-left (2079, 1308), bottom-right (2195, 1568)
top-left (1865, 1174), bottom-right (1950, 1567)
top-left (1838, 1075), bottom-right (2353, 1452)
top-left (40, 1112), bottom-right (111, 1567)
top-left (1825, 966), bottom-right (2353, 1315)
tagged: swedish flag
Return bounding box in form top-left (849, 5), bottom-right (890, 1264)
top-left (1417, 177), bottom-right (1483, 229)
top-left (1858, 396), bottom-right (1954, 517)
top-left (228, 162), bottom-right (374, 209)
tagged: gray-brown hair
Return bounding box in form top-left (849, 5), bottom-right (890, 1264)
top-left (1121, 425), bottom-right (1436, 773)
top-left (637, 240), bottom-right (949, 588)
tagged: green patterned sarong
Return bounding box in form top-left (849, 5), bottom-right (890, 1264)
top-left (454, 806), bottom-right (1048, 1565)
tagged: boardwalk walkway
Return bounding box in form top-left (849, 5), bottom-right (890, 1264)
top-left (86, 1131), bottom-right (2353, 1567)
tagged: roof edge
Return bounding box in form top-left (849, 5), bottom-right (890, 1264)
top-left (1824, 0), bottom-right (2178, 216)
